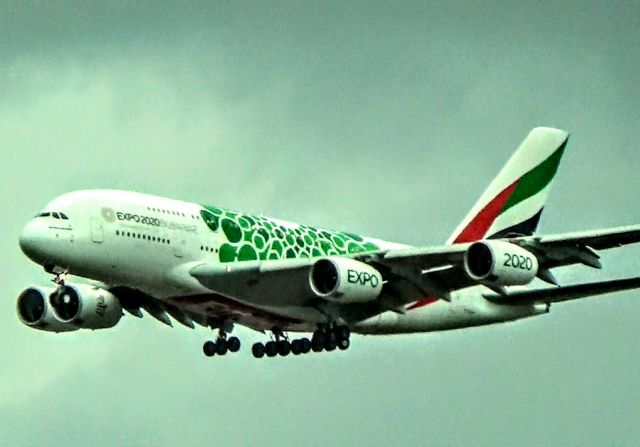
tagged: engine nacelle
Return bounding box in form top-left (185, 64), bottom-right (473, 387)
top-left (464, 240), bottom-right (539, 286)
top-left (49, 284), bottom-right (123, 329)
top-left (17, 284), bottom-right (123, 332)
top-left (309, 257), bottom-right (383, 303)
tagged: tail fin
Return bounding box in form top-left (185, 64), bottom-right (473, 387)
top-left (447, 127), bottom-right (569, 244)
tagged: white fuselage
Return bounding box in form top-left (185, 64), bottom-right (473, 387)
top-left (19, 190), bottom-right (547, 334)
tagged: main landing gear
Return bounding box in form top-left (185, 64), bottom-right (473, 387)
top-left (202, 329), bottom-right (241, 358)
top-left (201, 324), bottom-right (352, 359)
top-left (251, 325), bottom-right (351, 359)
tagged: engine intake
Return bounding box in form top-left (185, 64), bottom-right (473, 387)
top-left (17, 287), bottom-right (78, 333)
top-left (464, 240), bottom-right (539, 286)
top-left (309, 257), bottom-right (383, 303)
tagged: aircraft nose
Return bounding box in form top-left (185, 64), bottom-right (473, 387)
top-left (19, 219), bottom-right (43, 259)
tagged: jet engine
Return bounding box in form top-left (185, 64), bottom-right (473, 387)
top-left (17, 284), bottom-right (123, 332)
top-left (464, 240), bottom-right (539, 286)
top-left (309, 257), bottom-right (383, 303)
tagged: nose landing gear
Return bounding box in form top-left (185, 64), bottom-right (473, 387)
top-left (53, 270), bottom-right (68, 286)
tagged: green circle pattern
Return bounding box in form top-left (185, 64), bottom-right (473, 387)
top-left (201, 205), bottom-right (380, 263)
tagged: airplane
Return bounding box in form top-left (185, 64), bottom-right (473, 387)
top-left (17, 127), bottom-right (640, 359)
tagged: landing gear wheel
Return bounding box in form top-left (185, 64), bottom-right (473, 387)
top-left (203, 340), bottom-right (216, 357)
top-left (325, 340), bottom-right (337, 352)
top-left (337, 338), bottom-right (350, 351)
top-left (215, 340), bottom-right (228, 355)
top-left (252, 342), bottom-right (265, 359)
top-left (335, 326), bottom-right (350, 341)
top-left (265, 341), bottom-right (278, 357)
top-left (291, 339), bottom-right (302, 355)
top-left (277, 340), bottom-right (291, 357)
top-left (311, 337), bottom-right (324, 352)
top-left (300, 338), bottom-right (312, 354)
top-left (227, 337), bottom-right (241, 353)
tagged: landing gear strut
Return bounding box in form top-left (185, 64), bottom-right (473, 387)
top-left (51, 269), bottom-right (68, 287)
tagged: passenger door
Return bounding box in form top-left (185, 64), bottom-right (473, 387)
top-left (91, 218), bottom-right (104, 243)
top-left (172, 231), bottom-right (185, 258)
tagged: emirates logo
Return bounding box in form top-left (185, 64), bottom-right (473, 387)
top-left (101, 207), bottom-right (116, 223)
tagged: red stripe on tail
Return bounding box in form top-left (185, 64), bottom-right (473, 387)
top-left (453, 180), bottom-right (518, 244)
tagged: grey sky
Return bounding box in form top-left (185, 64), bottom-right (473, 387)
top-left (1, 1), bottom-right (639, 445)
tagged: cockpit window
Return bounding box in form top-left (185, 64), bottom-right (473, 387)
top-left (35, 212), bottom-right (69, 219)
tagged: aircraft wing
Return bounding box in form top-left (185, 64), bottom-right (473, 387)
top-left (382, 224), bottom-right (640, 270)
top-left (377, 224), bottom-right (640, 297)
top-left (530, 225), bottom-right (640, 249)
top-left (518, 225), bottom-right (640, 269)
top-left (186, 224), bottom-right (640, 310)
top-left (482, 277), bottom-right (640, 305)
